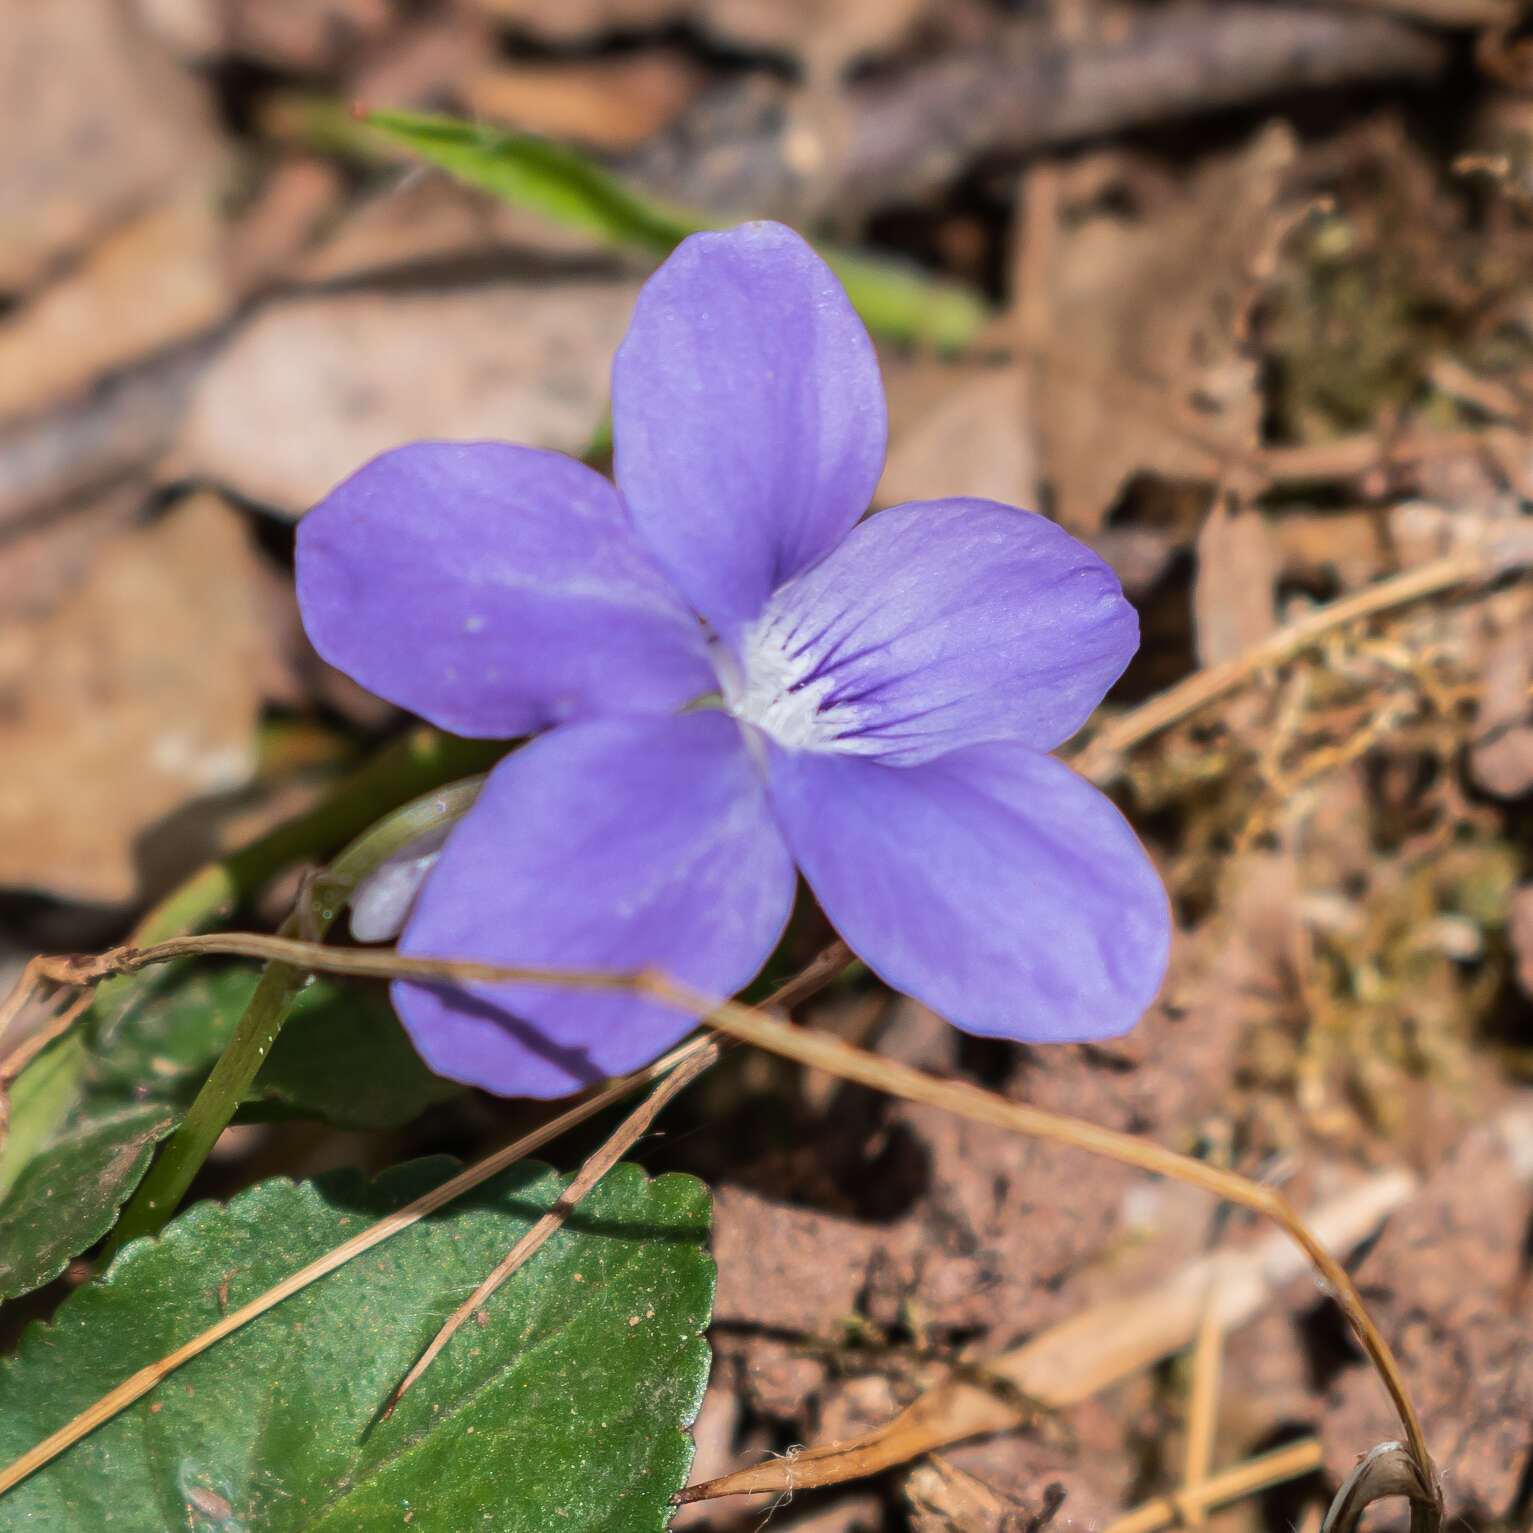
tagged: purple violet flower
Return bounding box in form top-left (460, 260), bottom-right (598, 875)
top-left (297, 221), bottom-right (1170, 1098)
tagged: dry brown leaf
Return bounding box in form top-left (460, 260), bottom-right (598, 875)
top-left (1510, 885), bottom-right (1533, 999)
top-left (231, 0), bottom-right (392, 70)
top-left (1025, 124), bottom-right (1297, 533)
top-left (1320, 1110), bottom-right (1533, 1518)
top-left (167, 279), bottom-right (640, 514)
top-left (297, 175), bottom-right (608, 288)
top-left (0, 482), bottom-right (147, 621)
top-left (225, 159), bottom-right (347, 296)
top-left (467, 0), bottom-right (927, 72)
top-left (1192, 499), bottom-right (1279, 668)
top-left (0, 492), bottom-right (266, 903)
top-left (0, 190), bottom-right (231, 423)
top-left (465, 52), bottom-right (709, 153)
top-left (0, 0), bottom-right (213, 293)
top-left (877, 360), bottom-right (1040, 512)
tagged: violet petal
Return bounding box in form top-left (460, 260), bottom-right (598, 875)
top-left (735, 498), bottom-right (1138, 765)
top-left (767, 738), bottom-right (1169, 1042)
top-left (395, 712), bottom-right (796, 1097)
top-left (612, 222), bottom-right (887, 637)
top-left (347, 823), bottom-right (453, 944)
top-left (297, 441), bottom-right (713, 738)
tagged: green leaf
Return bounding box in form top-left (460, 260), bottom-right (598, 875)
top-left (0, 732), bottom-right (504, 1296)
top-left (0, 969), bottom-right (458, 1300)
top-left (368, 111), bottom-right (695, 255)
top-left (366, 109), bottom-right (988, 350)
top-left (250, 978), bottom-right (462, 1130)
top-left (0, 967), bottom-right (249, 1301)
top-left (0, 1160), bottom-right (713, 1531)
top-left (0, 1107), bottom-right (172, 1302)
top-left (92, 965), bottom-right (460, 1131)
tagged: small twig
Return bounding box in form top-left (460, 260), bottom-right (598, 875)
top-left (1102, 1438), bottom-right (1325, 1533)
top-left (0, 936), bottom-right (1439, 1515)
top-left (0, 989), bottom-right (92, 1091)
top-left (1073, 549), bottom-right (1502, 783)
top-left (31, 934), bottom-right (648, 995)
top-left (759, 940), bottom-right (853, 1013)
top-left (681, 998), bottom-right (1438, 1509)
top-left (384, 1040), bottom-right (720, 1414)
top-left (0, 959), bottom-right (66, 1080)
top-left (1181, 1288), bottom-right (1226, 1526)
top-left (380, 942), bottom-right (851, 1412)
top-left (622, 4), bottom-right (1446, 218)
top-left (0, 989), bottom-right (94, 1149)
top-left (677, 1162), bottom-right (1420, 1504)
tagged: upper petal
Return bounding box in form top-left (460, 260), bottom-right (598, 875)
top-left (612, 222), bottom-right (887, 636)
top-left (297, 441), bottom-right (713, 738)
top-left (768, 739), bottom-right (1169, 1042)
top-left (737, 498), bottom-right (1137, 765)
top-left (395, 711), bottom-right (796, 1098)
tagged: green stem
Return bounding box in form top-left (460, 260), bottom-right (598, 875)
top-left (105, 774), bottom-right (489, 1253)
top-left (0, 730), bottom-right (506, 1201)
top-left (92, 729), bottom-right (505, 1032)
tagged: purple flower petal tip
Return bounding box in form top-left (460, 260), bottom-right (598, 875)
top-left (613, 222), bottom-right (887, 636)
top-left (296, 441), bottom-right (712, 738)
top-left (298, 219), bottom-right (1170, 1097)
top-left (394, 713), bottom-right (796, 1098)
top-left (768, 740), bottom-right (1170, 1044)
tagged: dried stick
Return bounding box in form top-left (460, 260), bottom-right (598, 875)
top-left (0, 991), bottom-right (92, 1090)
top-left (1072, 548), bottom-right (1504, 782)
top-left (1102, 1438), bottom-right (1325, 1533)
top-left (382, 1039), bottom-right (719, 1413)
top-left (1182, 1289), bottom-right (1226, 1525)
top-left (677, 1165), bottom-right (1419, 1503)
top-left (0, 939), bottom-right (1440, 1515)
top-left (0, 943), bottom-right (852, 1499)
top-left (623, 5), bottom-right (1445, 218)
top-left (686, 999), bottom-right (1434, 1496)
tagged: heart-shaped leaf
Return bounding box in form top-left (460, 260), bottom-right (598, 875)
top-left (0, 1159), bottom-right (713, 1530)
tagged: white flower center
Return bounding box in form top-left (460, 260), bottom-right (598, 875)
top-left (718, 610), bottom-right (877, 754)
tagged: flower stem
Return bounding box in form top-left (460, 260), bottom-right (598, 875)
top-left (91, 728), bottom-right (506, 1031)
top-left (105, 772), bottom-right (490, 1253)
top-left (0, 730), bottom-right (505, 1196)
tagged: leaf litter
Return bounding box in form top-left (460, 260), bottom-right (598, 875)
top-left (3, 1), bottom-right (1533, 1529)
